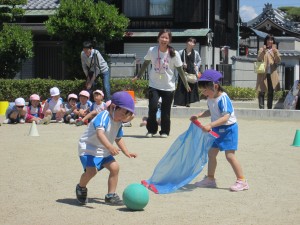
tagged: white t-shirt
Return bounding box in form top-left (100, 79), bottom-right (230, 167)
top-left (78, 110), bottom-right (123, 157)
top-left (90, 102), bottom-right (106, 113)
top-left (144, 46), bottom-right (183, 91)
top-left (47, 97), bottom-right (64, 113)
top-left (207, 92), bottom-right (237, 125)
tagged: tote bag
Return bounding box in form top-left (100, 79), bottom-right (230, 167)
top-left (185, 72), bottom-right (198, 84)
top-left (254, 61), bottom-right (265, 74)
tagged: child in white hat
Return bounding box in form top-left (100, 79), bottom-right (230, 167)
top-left (3, 97), bottom-right (27, 124)
top-left (42, 87), bottom-right (66, 123)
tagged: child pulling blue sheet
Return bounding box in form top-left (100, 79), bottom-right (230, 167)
top-left (142, 120), bottom-right (218, 194)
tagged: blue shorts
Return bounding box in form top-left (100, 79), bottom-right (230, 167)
top-left (211, 123), bottom-right (238, 151)
top-left (80, 155), bottom-right (115, 171)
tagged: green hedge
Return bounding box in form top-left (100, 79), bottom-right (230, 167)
top-left (0, 78), bottom-right (148, 102)
top-left (0, 78), bottom-right (285, 102)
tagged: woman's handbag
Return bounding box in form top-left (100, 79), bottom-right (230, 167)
top-left (283, 89), bottom-right (298, 110)
top-left (185, 72), bottom-right (198, 84)
top-left (254, 61), bottom-right (265, 74)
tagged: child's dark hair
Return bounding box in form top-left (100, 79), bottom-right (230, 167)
top-left (198, 81), bottom-right (226, 93)
top-left (157, 29), bottom-right (175, 58)
top-left (264, 34), bottom-right (276, 45)
top-left (108, 105), bottom-right (133, 116)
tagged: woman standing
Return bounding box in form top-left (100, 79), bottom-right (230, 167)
top-left (133, 29), bottom-right (190, 138)
top-left (174, 37), bottom-right (201, 107)
top-left (256, 34), bottom-right (281, 109)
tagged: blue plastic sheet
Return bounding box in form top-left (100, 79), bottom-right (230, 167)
top-left (142, 121), bottom-right (218, 194)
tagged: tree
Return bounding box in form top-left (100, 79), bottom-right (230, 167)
top-left (45, 0), bottom-right (129, 79)
top-left (0, 0), bottom-right (33, 79)
top-left (0, 0), bottom-right (27, 29)
top-left (0, 24), bottom-right (34, 78)
top-left (278, 7), bottom-right (300, 22)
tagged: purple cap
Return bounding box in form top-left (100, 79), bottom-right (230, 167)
top-left (198, 69), bottom-right (223, 83)
top-left (111, 91), bottom-right (135, 114)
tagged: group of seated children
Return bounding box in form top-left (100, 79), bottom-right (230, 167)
top-left (3, 87), bottom-right (110, 126)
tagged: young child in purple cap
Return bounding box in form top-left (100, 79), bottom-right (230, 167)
top-left (76, 91), bottom-right (137, 205)
top-left (190, 69), bottom-right (249, 192)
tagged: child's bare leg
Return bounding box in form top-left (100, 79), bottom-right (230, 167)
top-left (79, 167), bottom-right (97, 187)
top-left (104, 160), bottom-right (119, 194)
top-left (207, 148), bottom-right (219, 179)
top-left (225, 150), bottom-right (244, 179)
top-left (44, 110), bottom-right (52, 118)
top-left (56, 109), bottom-right (65, 120)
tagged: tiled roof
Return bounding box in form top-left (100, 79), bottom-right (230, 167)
top-left (21, 0), bottom-right (60, 10)
top-left (248, 49), bottom-right (300, 57)
top-left (247, 3), bottom-right (300, 35)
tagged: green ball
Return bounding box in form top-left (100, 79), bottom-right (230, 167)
top-left (123, 183), bottom-right (149, 211)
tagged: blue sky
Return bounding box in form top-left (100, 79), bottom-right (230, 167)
top-left (240, 0), bottom-right (300, 22)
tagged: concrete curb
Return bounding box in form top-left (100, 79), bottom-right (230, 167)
top-left (134, 106), bottom-right (300, 121)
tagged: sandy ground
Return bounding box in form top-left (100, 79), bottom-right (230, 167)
top-left (0, 115), bottom-right (300, 225)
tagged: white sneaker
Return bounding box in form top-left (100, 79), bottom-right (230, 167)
top-left (160, 133), bottom-right (168, 138)
top-left (3, 118), bottom-right (11, 124)
top-left (57, 118), bottom-right (64, 123)
top-left (41, 115), bottom-right (51, 125)
top-left (69, 118), bottom-right (75, 124)
top-left (122, 122), bottom-right (132, 127)
top-left (19, 118), bottom-right (25, 124)
top-left (146, 132), bottom-right (154, 138)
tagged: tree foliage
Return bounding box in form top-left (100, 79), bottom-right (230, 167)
top-left (0, 0), bottom-right (27, 28)
top-left (278, 7), bottom-right (300, 22)
top-left (0, 0), bottom-right (33, 79)
top-left (45, 0), bottom-right (129, 79)
top-left (0, 24), bottom-right (34, 78)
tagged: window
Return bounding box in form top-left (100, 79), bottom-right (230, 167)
top-left (149, 0), bottom-right (173, 16)
top-left (215, 0), bottom-right (227, 22)
top-left (123, 0), bottom-right (173, 17)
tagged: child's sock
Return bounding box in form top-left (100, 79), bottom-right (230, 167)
top-left (106, 193), bottom-right (115, 198)
top-left (207, 175), bottom-right (215, 179)
top-left (237, 176), bottom-right (245, 181)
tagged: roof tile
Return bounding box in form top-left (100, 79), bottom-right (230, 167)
top-left (21, 0), bottom-right (60, 10)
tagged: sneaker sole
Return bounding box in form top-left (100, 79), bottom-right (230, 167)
top-left (194, 182), bottom-right (217, 188)
top-left (104, 201), bottom-right (124, 206)
top-left (76, 198), bottom-right (88, 205)
top-left (230, 186), bottom-right (249, 192)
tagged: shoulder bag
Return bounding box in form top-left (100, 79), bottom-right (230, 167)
top-left (182, 50), bottom-right (198, 84)
top-left (254, 61), bottom-right (265, 74)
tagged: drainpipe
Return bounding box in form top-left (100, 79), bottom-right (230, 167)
top-left (237, 0), bottom-right (240, 56)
